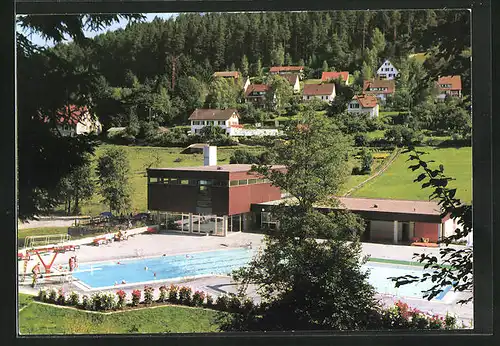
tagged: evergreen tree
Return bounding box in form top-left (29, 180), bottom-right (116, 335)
top-left (270, 44), bottom-right (285, 66)
top-left (96, 147), bottom-right (132, 214)
top-left (322, 60), bottom-right (329, 72)
top-left (240, 54), bottom-right (249, 77)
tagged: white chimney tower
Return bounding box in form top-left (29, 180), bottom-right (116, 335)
top-left (203, 145), bottom-right (217, 166)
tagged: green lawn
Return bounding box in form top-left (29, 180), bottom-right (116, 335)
top-left (409, 52), bottom-right (427, 64)
top-left (365, 130), bottom-right (386, 140)
top-left (351, 147), bottom-right (472, 202)
top-left (18, 227), bottom-right (70, 241)
top-left (303, 79), bottom-right (322, 84)
top-left (18, 293), bottom-right (221, 334)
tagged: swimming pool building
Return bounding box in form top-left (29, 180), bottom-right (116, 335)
top-left (147, 148), bottom-right (457, 243)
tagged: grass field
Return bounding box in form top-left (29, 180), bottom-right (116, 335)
top-left (18, 227), bottom-right (70, 241)
top-left (18, 294), bottom-right (221, 334)
top-left (351, 147), bottom-right (472, 203)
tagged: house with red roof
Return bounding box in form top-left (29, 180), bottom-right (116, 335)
top-left (321, 71), bottom-right (351, 85)
top-left (363, 79), bottom-right (396, 102)
top-left (43, 105), bottom-right (102, 137)
top-left (188, 108), bottom-right (240, 136)
top-left (302, 83), bottom-right (336, 102)
top-left (244, 84), bottom-right (273, 107)
top-left (348, 94), bottom-right (379, 118)
top-left (282, 74), bottom-right (301, 93)
top-left (436, 75), bottom-right (462, 100)
top-left (269, 66), bottom-right (304, 79)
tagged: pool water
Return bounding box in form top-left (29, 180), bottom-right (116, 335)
top-left (72, 248), bottom-right (450, 300)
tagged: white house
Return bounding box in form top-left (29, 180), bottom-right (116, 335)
top-left (376, 59), bottom-right (399, 80)
top-left (348, 94), bottom-right (379, 118)
top-left (242, 77), bottom-right (251, 92)
top-left (302, 83), bottom-right (336, 102)
top-left (283, 74), bottom-right (301, 93)
top-left (188, 108), bottom-right (240, 136)
top-left (44, 105), bottom-right (102, 137)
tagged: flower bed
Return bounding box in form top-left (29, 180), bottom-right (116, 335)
top-left (34, 287), bottom-right (465, 330)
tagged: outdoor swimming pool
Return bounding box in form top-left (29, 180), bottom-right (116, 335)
top-left (72, 248), bottom-right (451, 300)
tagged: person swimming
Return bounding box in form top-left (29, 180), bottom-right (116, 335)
top-left (144, 266), bottom-right (148, 271)
top-left (153, 272), bottom-right (157, 278)
top-left (121, 280), bottom-right (126, 284)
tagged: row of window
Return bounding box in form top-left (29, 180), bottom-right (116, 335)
top-left (192, 120), bottom-right (226, 126)
top-left (304, 95), bottom-right (332, 100)
top-left (148, 177), bottom-right (271, 186)
top-left (440, 84), bottom-right (453, 89)
top-left (382, 67), bottom-right (395, 72)
top-left (369, 87), bottom-right (389, 92)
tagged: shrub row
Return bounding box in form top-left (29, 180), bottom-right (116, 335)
top-left (36, 288), bottom-right (465, 330)
top-left (36, 284), bottom-right (258, 314)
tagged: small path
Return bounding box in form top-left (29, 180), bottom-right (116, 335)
top-left (344, 148), bottom-right (401, 197)
top-left (18, 220), bottom-right (77, 230)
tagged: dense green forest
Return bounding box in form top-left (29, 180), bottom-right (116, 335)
top-left (45, 10), bottom-right (470, 128)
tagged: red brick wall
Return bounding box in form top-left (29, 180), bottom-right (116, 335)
top-left (414, 222), bottom-right (439, 242)
top-left (228, 183), bottom-right (282, 216)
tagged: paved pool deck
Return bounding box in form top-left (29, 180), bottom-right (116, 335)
top-left (18, 230), bottom-right (473, 327)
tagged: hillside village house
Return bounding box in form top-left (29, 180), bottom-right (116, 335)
top-left (269, 66), bottom-right (304, 79)
top-left (376, 59), bottom-right (399, 80)
top-left (242, 77), bottom-right (251, 92)
top-left (302, 83), bottom-right (336, 102)
top-left (282, 74), bottom-right (301, 93)
top-left (212, 71), bottom-right (240, 80)
top-left (44, 105), bottom-right (102, 137)
top-left (244, 84), bottom-right (272, 107)
top-left (188, 108), bottom-right (240, 136)
top-left (436, 75), bottom-right (462, 100)
top-left (321, 71), bottom-right (351, 85)
top-left (363, 79), bottom-right (396, 102)
top-left (348, 94), bottom-right (379, 118)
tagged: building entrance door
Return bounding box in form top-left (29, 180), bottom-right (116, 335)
top-left (402, 222), bottom-right (410, 242)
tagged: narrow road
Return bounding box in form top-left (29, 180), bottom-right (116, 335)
top-left (18, 219), bottom-right (77, 230)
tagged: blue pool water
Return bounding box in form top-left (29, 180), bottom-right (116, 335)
top-left (72, 248), bottom-right (450, 300)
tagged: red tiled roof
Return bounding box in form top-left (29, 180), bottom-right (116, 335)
top-left (437, 75), bottom-right (462, 91)
top-left (321, 71), bottom-right (349, 82)
top-left (282, 74), bottom-right (299, 85)
top-left (363, 79), bottom-right (396, 94)
top-left (42, 105), bottom-right (90, 125)
top-left (303, 83), bottom-right (335, 96)
top-left (188, 108), bottom-right (239, 121)
top-left (269, 66), bottom-right (304, 73)
top-left (213, 71), bottom-right (240, 78)
top-left (353, 94), bottom-right (378, 108)
top-left (245, 84), bottom-right (270, 96)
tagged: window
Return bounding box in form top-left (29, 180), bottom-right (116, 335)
top-left (169, 179), bottom-right (179, 185)
top-left (149, 177), bottom-right (159, 183)
top-left (350, 103), bottom-right (360, 109)
top-left (238, 179), bottom-right (248, 185)
top-left (199, 180), bottom-right (212, 186)
top-left (213, 180), bottom-right (229, 187)
top-left (248, 179), bottom-right (257, 184)
top-left (180, 180), bottom-right (190, 185)
top-left (230, 180), bottom-right (239, 186)
top-left (391, 68), bottom-right (394, 71)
